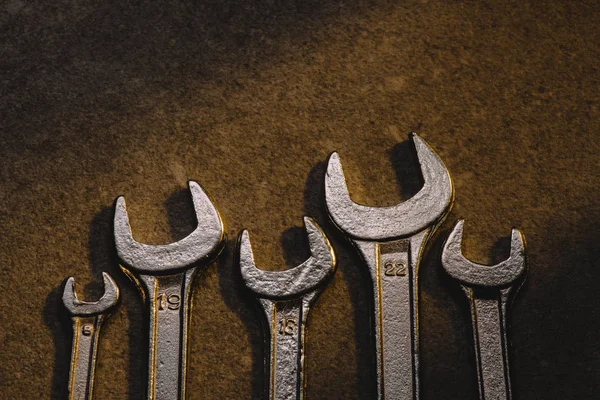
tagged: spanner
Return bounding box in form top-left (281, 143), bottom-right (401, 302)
top-left (239, 217), bottom-right (336, 400)
top-left (441, 219), bottom-right (526, 400)
top-left (114, 181), bottom-right (226, 400)
top-left (325, 133), bottom-right (454, 399)
top-left (62, 272), bottom-right (120, 400)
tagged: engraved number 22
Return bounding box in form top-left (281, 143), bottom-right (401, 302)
top-left (384, 261), bottom-right (407, 277)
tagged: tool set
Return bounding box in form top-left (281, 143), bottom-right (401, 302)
top-left (60, 133), bottom-right (526, 400)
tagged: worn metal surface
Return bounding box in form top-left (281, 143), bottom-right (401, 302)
top-left (62, 272), bottom-right (119, 400)
top-left (114, 181), bottom-right (226, 400)
top-left (239, 217), bottom-right (336, 400)
top-left (441, 219), bottom-right (527, 400)
top-left (325, 133), bottom-right (454, 399)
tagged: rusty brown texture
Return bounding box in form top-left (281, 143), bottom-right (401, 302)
top-left (1, 0), bottom-right (599, 398)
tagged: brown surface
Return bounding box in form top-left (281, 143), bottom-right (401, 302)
top-left (1, 0), bottom-right (599, 398)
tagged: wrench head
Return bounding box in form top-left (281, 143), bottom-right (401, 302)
top-left (441, 219), bottom-right (526, 288)
top-left (114, 180), bottom-right (226, 274)
top-left (62, 272), bottom-right (120, 316)
top-left (239, 217), bottom-right (336, 300)
top-left (324, 132), bottom-right (454, 241)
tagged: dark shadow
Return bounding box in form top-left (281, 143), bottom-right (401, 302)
top-left (490, 234), bottom-right (512, 265)
top-left (387, 138), bottom-right (423, 201)
top-left (91, 205), bottom-right (146, 400)
top-left (43, 283), bottom-right (72, 400)
top-left (165, 187), bottom-right (198, 242)
top-left (303, 159), bottom-right (375, 399)
top-left (1, 0), bottom-right (385, 141)
top-left (217, 238), bottom-right (268, 399)
top-left (280, 225), bottom-right (310, 267)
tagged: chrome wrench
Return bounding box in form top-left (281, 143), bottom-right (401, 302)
top-left (114, 181), bottom-right (226, 400)
top-left (239, 217), bottom-right (336, 400)
top-left (324, 133), bottom-right (454, 399)
top-left (62, 272), bottom-right (120, 400)
top-left (442, 219), bottom-right (526, 400)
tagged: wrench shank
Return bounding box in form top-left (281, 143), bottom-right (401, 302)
top-left (140, 270), bottom-right (196, 400)
top-left (468, 290), bottom-right (512, 400)
top-left (259, 295), bottom-right (314, 400)
top-left (355, 230), bottom-right (427, 400)
top-left (68, 315), bottom-right (104, 400)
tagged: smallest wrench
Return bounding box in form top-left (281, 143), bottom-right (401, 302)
top-left (441, 220), bottom-right (526, 400)
top-left (239, 217), bottom-right (336, 400)
top-left (62, 272), bottom-right (120, 400)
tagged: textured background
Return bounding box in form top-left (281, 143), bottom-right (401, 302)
top-left (1, 0), bottom-right (599, 398)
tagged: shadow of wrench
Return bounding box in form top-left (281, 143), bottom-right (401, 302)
top-left (325, 133), bottom-right (454, 399)
top-left (442, 219), bottom-right (526, 400)
top-left (62, 272), bottom-right (120, 400)
top-left (238, 217), bottom-right (336, 400)
top-left (114, 181), bottom-right (226, 400)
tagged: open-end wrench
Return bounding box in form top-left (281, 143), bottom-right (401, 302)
top-left (441, 219), bottom-right (526, 400)
top-left (63, 272), bottom-right (120, 400)
top-left (325, 133), bottom-right (454, 399)
top-left (114, 181), bottom-right (226, 400)
top-left (239, 217), bottom-right (336, 400)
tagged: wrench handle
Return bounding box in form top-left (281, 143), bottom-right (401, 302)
top-left (259, 295), bottom-right (315, 400)
top-left (355, 230), bottom-right (428, 400)
top-left (141, 270), bottom-right (196, 400)
top-left (68, 315), bottom-right (104, 400)
top-left (468, 292), bottom-right (512, 400)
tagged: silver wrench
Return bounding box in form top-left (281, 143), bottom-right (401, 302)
top-left (114, 181), bottom-right (226, 400)
top-left (239, 217), bottom-right (336, 400)
top-left (441, 219), bottom-right (526, 400)
top-left (63, 272), bottom-right (120, 400)
top-left (325, 133), bottom-right (454, 399)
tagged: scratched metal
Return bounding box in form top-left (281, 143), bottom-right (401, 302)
top-left (325, 133), bottom-right (454, 399)
top-left (114, 180), bottom-right (226, 400)
top-left (62, 272), bottom-right (119, 400)
top-left (239, 217), bottom-right (336, 400)
top-left (441, 219), bottom-right (527, 400)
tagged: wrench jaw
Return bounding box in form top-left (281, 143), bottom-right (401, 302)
top-left (114, 180), bottom-right (226, 275)
top-left (239, 216), bottom-right (336, 300)
top-left (113, 181), bottom-right (227, 400)
top-left (441, 219), bottom-right (527, 290)
top-left (324, 132), bottom-right (454, 241)
top-left (238, 217), bottom-right (337, 400)
top-left (62, 272), bottom-right (120, 317)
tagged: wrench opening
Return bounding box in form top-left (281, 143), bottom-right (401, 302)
top-left (325, 133), bottom-right (454, 241)
top-left (239, 216), bottom-right (336, 300)
top-left (442, 219), bottom-right (526, 288)
top-left (62, 272), bottom-right (120, 317)
top-left (114, 180), bottom-right (225, 274)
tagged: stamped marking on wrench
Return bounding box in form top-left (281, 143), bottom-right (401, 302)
top-left (239, 217), bottom-right (336, 400)
top-left (63, 272), bottom-right (119, 400)
top-left (114, 181), bottom-right (226, 400)
top-left (325, 133), bottom-right (454, 399)
top-left (442, 219), bottom-right (526, 400)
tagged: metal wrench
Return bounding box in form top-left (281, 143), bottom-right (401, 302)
top-left (114, 181), bottom-right (226, 400)
top-left (441, 219), bottom-right (526, 400)
top-left (63, 272), bottom-right (120, 400)
top-left (325, 133), bottom-right (454, 399)
top-left (239, 217), bottom-right (336, 400)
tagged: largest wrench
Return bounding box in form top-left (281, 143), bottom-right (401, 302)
top-left (325, 133), bottom-right (454, 399)
top-left (114, 181), bottom-right (226, 400)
